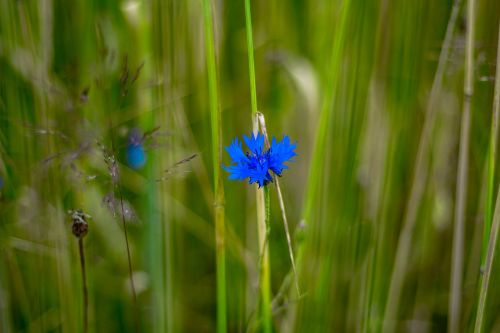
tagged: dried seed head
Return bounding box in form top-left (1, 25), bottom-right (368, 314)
top-left (101, 192), bottom-right (139, 224)
top-left (69, 209), bottom-right (90, 238)
top-left (102, 192), bottom-right (117, 217)
top-left (97, 141), bottom-right (120, 185)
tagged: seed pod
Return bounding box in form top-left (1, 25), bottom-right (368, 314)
top-left (69, 209), bottom-right (90, 238)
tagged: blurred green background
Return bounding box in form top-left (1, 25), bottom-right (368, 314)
top-left (1, 0), bottom-right (500, 332)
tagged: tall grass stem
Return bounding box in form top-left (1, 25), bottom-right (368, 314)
top-left (78, 238), bottom-right (88, 333)
top-left (474, 186), bottom-right (500, 332)
top-left (383, 0), bottom-right (463, 331)
top-left (259, 185), bottom-right (272, 333)
top-left (202, 0), bottom-right (227, 332)
top-left (257, 112), bottom-right (300, 295)
top-left (117, 186), bottom-right (140, 333)
top-left (244, 2), bottom-right (272, 331)
top-left (244, 0), bottom-right (258, 117)
top-left (473, 22), bottom-right (500, 333)
top-left (449, 0), bottom-right (474, 331)
top-left (106, 112), bottom-right (140, 333)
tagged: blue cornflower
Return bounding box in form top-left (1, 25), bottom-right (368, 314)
top-left (224, 132), bottom-right (297, 187)
top-left (126, 128), bottom-right (146, 169)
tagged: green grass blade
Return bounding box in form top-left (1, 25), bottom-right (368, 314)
top-left (244, 0), bottom-right (258, 118)
top-left (449, 0), bottom-right (475, 331)
top-left (202, 0), bottom-right (227, 332)
top-left (474, 22), bottom-right (500, 333)
top-left (381, 1), bottom-right (463, 330)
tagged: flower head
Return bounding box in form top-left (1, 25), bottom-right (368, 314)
top-left (224, 132), bottom-right (297, 187)
top-left (127, 128), bottom-right (146, 169)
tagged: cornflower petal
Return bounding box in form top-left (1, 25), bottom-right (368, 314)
top-left (225, 138), bottom-right (248, 164)
top-left (268, 135), bottom-right (297, 176)
top-left (243, 132), bottom-right (265, 155)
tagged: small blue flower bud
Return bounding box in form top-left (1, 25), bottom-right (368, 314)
top-left (127, 128), bottom-right (146, 169)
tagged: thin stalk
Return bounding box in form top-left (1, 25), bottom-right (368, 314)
top-left (257, 112), bottom-right (300, 295)
top-left (449, 0), bottom-right (474, 331)
top-left (482, 22), bottom-right (500, 274)
top-left (117, 186), bottom-right (140, 333)
top-left (107, 115), bottom-right (139, 333)
top-left (274, 180), bottom-right (299, 292)
top-left (78, 238), bottom-right (88, 333)
top-left (474, 186), bottom-right (500, 333)
top-left (244, 0), bottom-right (258, 117)
top-left (303, 0), bottom-right (351, 222)
top-left (382, 0), bottom-right (463, 331)
top-left (244, 1), bottom-right (271, 331)
top-left (202, 0), bottom-right (226, 332)
top-left (474, 22), bottom-right (500, 333)
top-left (259, 185), bottom-right (272, 333)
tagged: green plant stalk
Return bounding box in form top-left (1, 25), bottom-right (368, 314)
top-left (107, 113), bottom-right (139, 333)
top-left (148, 78), bottom-right (167, 333)
top-left (484, 124), bottom-right (497, 265)
top-left (202, 0), bottom-right (226, 332)
top-left (474, 22), bottom-right (500, 333)
top-left (78, 238), bottom-right (88, 333)
top-left (360, 2), bottom-right (391, 331)
top-left (244, 0), bottom-right (258, 117)
top-left (274, 179), bottom-right (299, 294)
top-left (244, 2), bottom-right (272, 330)
top-left (449, 0), bottom-right (474, 331)
top-left (303, 1), bottom-right (351, 221)
top-left (291, 2), bottom-right (351, 331)
top-left (382, 0), bottom-right (462, 331)
top-left (474, 185), bottom-right (500, 333)
top-left (257, 112), bottom-right (300, 295)
top-left (254, 134), bottom-right (271, 332)
top-left (147, 159), bottom-right (166, 333)
top-left (481, 24), bottom-right (500, 274)
top-left (258, 185), bottom-right (272, 333)
top-left (117, 186), bottom-right (140, 333)
top-left (140, 3), bottom-right (167, 332)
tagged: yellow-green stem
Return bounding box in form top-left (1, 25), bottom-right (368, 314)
top-left (474, 22), bottom-right (500, 333)
top-left (384, 0), bottom-right (464, 331)
top-left (78, 238), bottom-right (88, 333)
top-left (482, 23), bottom-right (500, 273)
top-left (258, 186), bottom-right (272, 333)
top-left (474, 185), bottom-right (500, 333)
top-left (450, 0), bottom-right (474, 331)
top-left (244, 2), bottom-right (272, 331)
top-left (244, 0), bottom-right (258, 117)
top-left (202, 0), bottom-right (226, 332)
top-left (257, 112), bottom-right (300, 295)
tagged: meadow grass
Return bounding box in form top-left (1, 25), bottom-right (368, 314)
top-left (449, 0), bottom-right (475, 332)
top-left (474, 22), bottom-right (500, 333)
top-left (1, 0), bottom-right (500, 332)
top-left (202, 0), bottom-right (227, 332)
top-left (243, 1), bottom-right (274, 332)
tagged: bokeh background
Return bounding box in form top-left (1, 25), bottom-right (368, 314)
top-left (1, 0), bottom-right (500, 332)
